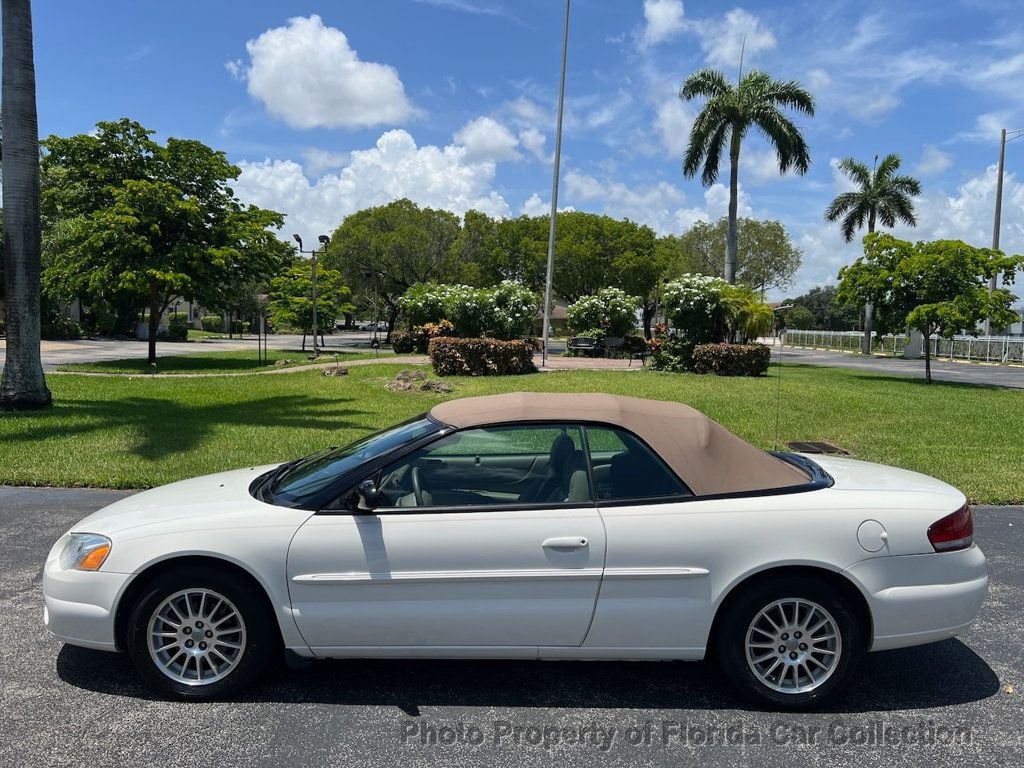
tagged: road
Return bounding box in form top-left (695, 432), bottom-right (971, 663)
top-left (1, 487), bottom-right (1020, 767)
top-left (773, 345), bottom-right (1024, 389)
top-left (0, 332), bottom-right (383, 372)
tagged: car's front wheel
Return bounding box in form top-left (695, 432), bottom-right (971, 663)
top-left (126, 566), bottom-right (277, 699)
top-left (716, 577), bottom-right (863, 708)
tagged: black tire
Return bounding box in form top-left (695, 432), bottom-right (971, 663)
top-left (126, 565), bottom-right (278, 700)
top-left (716, 576), bottom-right (863, 709)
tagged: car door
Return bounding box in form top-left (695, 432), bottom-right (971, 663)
top-left (286, 424), bottom-right (606, 653)
top-left (580, 425), bottom-right (715, 657)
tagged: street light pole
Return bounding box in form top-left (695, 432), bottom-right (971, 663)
top-left (985, 127), bottom-right (1023, 335)
top-left (292, 233), bottom-right (331, 356)
top-left (541, 0), bottom-right (571, 368)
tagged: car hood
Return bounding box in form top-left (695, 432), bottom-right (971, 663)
top-left (70, 465), bottom-right (281, 537)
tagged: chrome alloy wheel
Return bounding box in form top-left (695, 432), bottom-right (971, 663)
top-left (744, 597), bottom-right (842, 694)
top-left (146, 588), bottom-right (247, 686)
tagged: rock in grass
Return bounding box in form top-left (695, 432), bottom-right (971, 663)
top-left (321, 365), bottom-right (348, 377)
top-left (274, 359), bottom-right (294, 368)
top-left (385, 369), bottom-right (451, 393)
top-left (419, 379), bottom-right (453, 393)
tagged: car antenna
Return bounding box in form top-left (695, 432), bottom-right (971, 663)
top-left (772, 306), bottom-right (792, 451)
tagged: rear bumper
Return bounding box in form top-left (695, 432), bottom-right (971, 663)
top-left (844, 545), bottom-right (988, 652)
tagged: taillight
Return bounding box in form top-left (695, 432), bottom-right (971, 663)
top-left (928, 504), bottom-right (974, 552)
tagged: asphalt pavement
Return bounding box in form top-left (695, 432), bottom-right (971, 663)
top-left (0, 487), bottom-right (1020, 767)
top-left (774, 345), bottom-right (1024, 389)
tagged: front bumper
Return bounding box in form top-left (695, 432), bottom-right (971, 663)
top-left (844, 545), bottom-right (989, 652)
top-left (42, 551), bottom-right (131, 652)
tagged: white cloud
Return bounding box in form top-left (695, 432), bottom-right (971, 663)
top-left (301, 148), bottom-right (349, 177)
top-left (959, 111), bottom-right (1012, 142)
top-left (806, 68), bottom-right (831, 91)
top-left (453, 116), bottom-right (521, 162)
top-left (233, 15), bottom-right (417, 130)
top-left (654, 98), bottom-right (694, 158)
top-left (915, 145), bottom-right (953, 176)
top-left (518, 127), bottom-right (547, 161)
top-left (742, 147), bottom-right (796, 184)
top-left (641, 0), bottom-right (685, 47)
top-left (690, 9), bottom-right (776, 69)
top-left (561, 169), bottom-right (750, 235)
top-left (234, 129), bottom-right (511, 240)
top-left (520, 193), bottom-right (549, 217)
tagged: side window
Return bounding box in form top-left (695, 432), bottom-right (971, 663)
top-left (585, 426), bottom-right (692, 502)
top-left (374, 424), bottom-right (591, 509)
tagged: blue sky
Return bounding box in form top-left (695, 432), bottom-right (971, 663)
top-left (31, 0), bottom-right (1024, 296)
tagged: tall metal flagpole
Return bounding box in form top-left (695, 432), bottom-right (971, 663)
top-left (985, 127), bottom-right (1023, 336)
top-left (542, 0), bottom-right (570, 367)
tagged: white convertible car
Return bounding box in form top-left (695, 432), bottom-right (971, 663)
top-left (43, 393), bottom-right (987, 707)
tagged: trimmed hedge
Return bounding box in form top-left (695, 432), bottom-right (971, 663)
top-left (691, 343), bottom-right (771, 376)
top-left (390, 330), bottom-right (416, 353)
top-left (165, 313), bottom-right (190, 341)
top-left (201, 315), bottom-right (224, 333)
top-left (428, 337), bottom-right (536, 376)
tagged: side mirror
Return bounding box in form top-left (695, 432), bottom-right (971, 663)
top-left (356, 479), bottom-right (381, 511)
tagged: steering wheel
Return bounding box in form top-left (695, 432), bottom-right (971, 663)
top-left (410, 464), bottom-right (425, 506)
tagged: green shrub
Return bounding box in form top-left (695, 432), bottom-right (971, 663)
top-left (399, 281), bottom-right (537, 340)
top-left (41, 313), bottom-right (84, 340)
top-left (649, 333), bottom-right (694, 373)
top-left (201, 315), bottom-right (224, 333)
top-left (428, 337), bottom-right (536, 376)
top-left (566, 287), bottom-right (639, 337)
top-left (228, 319), bottom-right (250, 334)
top-left (165, 313), bottom-right (189, 341)
top-left (691, 343), bottom-right (771, 376)
top-left (390, 330), bottom-right (416, 353)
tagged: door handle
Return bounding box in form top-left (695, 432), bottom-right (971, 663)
top-left (542, 536), bottom-right (589, 549)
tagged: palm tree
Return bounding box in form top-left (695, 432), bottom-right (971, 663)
top-left (680, 68), bottom-right (814, 284)
top-left (1, 0), bottom-right (50, 409)
top-left (824, 153), bottom-right (921, 353)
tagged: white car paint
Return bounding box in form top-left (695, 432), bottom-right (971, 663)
top-left (42, 454), bottom-right (987, 662)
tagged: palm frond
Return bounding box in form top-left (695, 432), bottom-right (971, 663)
top-left (751, 106), bottom-right (811, 175)
top-left (682, 107), bottom-right (727, 179)
top-left (874, 153), bottom-right (902, 184)
top-left (835, 157), bottom-right (871, 190)
top-left (757, 75), bottom-right (816, 116)
top-left (841, 208), bottom-right (868, 243)
top-left (890, 174), bottom-right (922, 197)
top-left (824, 192), bottom-right (861, 223)
top-left (681, 68), bottom-right (732, 101)
top-left (701, 123), bottom-right (730, 186)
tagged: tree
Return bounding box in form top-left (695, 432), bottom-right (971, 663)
top-left (42, 121), bottom-right (287, 363)
top-left (324, 199), bottom-right (461, 339)
top-left (666, 217), bottom-right (801, 294)
top-left (837, 233), bottom-right (1022, 383)
top-left (680, 68), bottom-right (814, 283)
top-left (1, 0), bottom-right (51, 409)
top-left (825, 153), bottom-right (922, 353)
top-left (783, 285), bottom-right (859, 330)
top-left (783, 305), bottom-right (815, 329)
top-left (268, 264), bottom-right (354, 351)
top-left (566, 287), bottom-right (640, 338)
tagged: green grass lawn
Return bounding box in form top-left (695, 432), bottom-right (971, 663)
top-left (57, 348), bottom-right (392, 375)
top-left (1, 363), bottom-right (1021, 502)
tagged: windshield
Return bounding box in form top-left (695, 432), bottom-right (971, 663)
top-left (268, 416), bottom-right (439, 505)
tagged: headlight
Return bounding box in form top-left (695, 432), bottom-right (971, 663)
top-left (60, 533), bottom-right (112, 571)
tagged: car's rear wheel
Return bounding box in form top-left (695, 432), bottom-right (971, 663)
top-left (126, 566), bottom-right (276, 699)
top-left (716, 576), bottom-right (863, 708)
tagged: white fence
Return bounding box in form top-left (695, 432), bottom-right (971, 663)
top-left (783, 329), bottom-right (1024, 364)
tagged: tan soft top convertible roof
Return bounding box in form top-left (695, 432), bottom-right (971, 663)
top-left (430, 393), bottom-right (809, 496)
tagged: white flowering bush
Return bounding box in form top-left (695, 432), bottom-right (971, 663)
top-left (399, 281), bottom-right (537, 340)
top-left (566, 287), bottom-right (639, 337)
top-left (661, 274), bottom-right (730, 343)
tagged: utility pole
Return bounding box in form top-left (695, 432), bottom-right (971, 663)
top-left (985, 128), bottom-right (1023, 335)
top-left (541, 0), bottom-right (570, 368)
